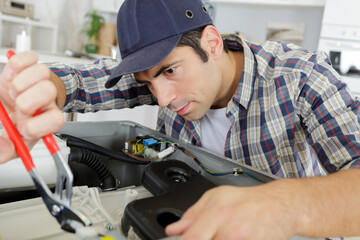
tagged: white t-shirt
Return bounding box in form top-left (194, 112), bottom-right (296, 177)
top-left (200, 108), bottom-right (232, 156)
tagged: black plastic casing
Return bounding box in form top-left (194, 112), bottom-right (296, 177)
top-left (121, 160), bottom-right (216, 239)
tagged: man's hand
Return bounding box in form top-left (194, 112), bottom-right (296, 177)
top-left (166, 169), bottom-right (360, 239)
top-left (165, 185), bottom-right (296, 240)
top-left (0, 51), bottom-right (65, 163)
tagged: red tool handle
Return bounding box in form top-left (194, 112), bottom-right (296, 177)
top-left (33, 109), bottom-right (60, 155)
top-left (7, 49), bottom-right (15, 59)
top-left (0, 49), bottom-right (59, 172)
top-left (0, 49), bottom-right (35, 171)
top-left (0, 102), bottom-right (35, 171)
top-left (7, 51), bottom-right (60, 155)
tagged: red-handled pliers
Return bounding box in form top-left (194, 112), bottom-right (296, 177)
top-left (0, 50), bottom-right (91, 232)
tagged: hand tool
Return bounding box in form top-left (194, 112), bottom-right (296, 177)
top-left (0, 50), bottom-right (91, 232)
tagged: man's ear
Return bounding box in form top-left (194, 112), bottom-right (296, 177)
top-left (201, 25), bottom-right (223, 59)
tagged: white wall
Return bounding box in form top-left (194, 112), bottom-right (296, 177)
top-left (25, 0), bottom-right (325, 53)
top-left (213, 3), bottom-right (324, 51)
top-left (20, 0), bottom-right (326, 52)
top-left (19, 0), bottom-right (92, 53)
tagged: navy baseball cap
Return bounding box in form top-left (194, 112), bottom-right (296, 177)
top-left (105, 0), bottom-right (213, 88)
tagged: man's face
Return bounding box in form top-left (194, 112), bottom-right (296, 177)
top-left (134, 46), bottom-right (222, 121)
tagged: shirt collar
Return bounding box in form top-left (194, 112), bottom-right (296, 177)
top-left (222, 34), bottom-right (257, 110)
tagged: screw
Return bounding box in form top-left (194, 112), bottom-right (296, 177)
top-left (105, 223), bottom-right (113, 231)
top-left (51, 205), bottom-right (61, 216)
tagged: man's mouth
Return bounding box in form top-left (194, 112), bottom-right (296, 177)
top-left (176, 103), bottom-right (190, 116)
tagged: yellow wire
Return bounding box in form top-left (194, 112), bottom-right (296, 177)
top-left (135, 139), bottom-right (144, 155)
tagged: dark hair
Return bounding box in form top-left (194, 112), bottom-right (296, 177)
top-left (177, 26), bottom-right (229, 63)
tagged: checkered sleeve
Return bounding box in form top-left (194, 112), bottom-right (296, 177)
top-left (46, 58), bottom-right (156, 113)
top-left (297, 51), bottom-right (360, 172)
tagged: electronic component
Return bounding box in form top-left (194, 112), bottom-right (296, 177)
top-left (123, 135), bottom-right (175, 161)
top-left (142, 138), bottom-right (157, 147)
top-left (124, 138), bottom-right (138, 153)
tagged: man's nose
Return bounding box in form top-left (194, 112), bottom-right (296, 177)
top-left (152, 81), bottom-right (175, 107)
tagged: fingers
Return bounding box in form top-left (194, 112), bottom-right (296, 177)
top-left (178, 195), bottom-right (232, 240)
top-left (1, 51), bottom-right (38, 83)
top-left (0, 51), bottom-right (41, 108)
top-left (12, 79), bottom-right (62, 139)
top-left (15, 102), bottom-right (65, 139)
top-left (0, 132), bottom-right (39, 164)
top-left (0, 136), bottom-right (15, 163)
top-left (11, 63), bottom-right (50, 99)
top-left (0, 51), bottom-right (64, 164)
top-left (166, 186), bottom-right (249, 240)
top-left (0, 52), bottom-right (38, 87)
top-left (166, 188), bottom-right (215, 237)
top-left (14, 79), bottom-right (57, 116)
top-left (166, 185), bottom-right (293, 240)
top-left (165, 211), bottom-right (194, 236)
top-left (178, 210), bottom-right (219, 240)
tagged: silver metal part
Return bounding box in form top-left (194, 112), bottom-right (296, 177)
top-left (29, 168), bottom-right (91, 233)
top-left (52, 151), bottom-right (74, 206)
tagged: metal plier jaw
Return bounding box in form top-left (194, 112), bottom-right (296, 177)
top-left (29, 168), bottom-right (91, 232)
top-left (32, 110), bottom-right (92, 232)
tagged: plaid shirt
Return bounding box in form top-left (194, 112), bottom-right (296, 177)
top-left (49, 34), bottom-right (360, 178)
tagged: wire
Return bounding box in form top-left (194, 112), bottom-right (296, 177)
top-left (59, 134), bottom-right (150, 165)
top-left (136, 147), bottom-right (147, 156)
top-left (158, 140), bottom-right (174, 144)
top-left (240, 172), bottom-right (266, 183)
top-left (176, 146), bottom-right (265, 182)
top-left (134, 139), bottom-right (145, 155)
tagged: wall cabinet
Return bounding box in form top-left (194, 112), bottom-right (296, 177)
top-left (0, 13), bottom-right (58, 53)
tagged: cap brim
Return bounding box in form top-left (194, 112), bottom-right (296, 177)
top-left (105, 34), bottom-right (182, 88)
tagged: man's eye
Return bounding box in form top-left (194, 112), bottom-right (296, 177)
top-left (136, 80), bottom-right (150, 86)
top-left (164, 67), bottom-right (175, 75)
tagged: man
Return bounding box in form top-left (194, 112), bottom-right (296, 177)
top-left (1, 0), bottom-right (360, 239)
